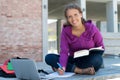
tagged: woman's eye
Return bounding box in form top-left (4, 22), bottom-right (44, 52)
top-left (67, 16), bottom-right (72, 19)
top-left (74, 14), bottom-right (78, 16)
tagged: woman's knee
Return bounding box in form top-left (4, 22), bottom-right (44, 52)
top-left (90, 55), bottom-right (103, 71)
top-left (45, 54), bottom-right (59, 65)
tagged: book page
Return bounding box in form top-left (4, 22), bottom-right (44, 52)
top-left (89, 46), bottom-right (104, 51)
top-left (45, 72), bottom-right (75, 79)
top-left (74, 50), bottom-right (89, 58)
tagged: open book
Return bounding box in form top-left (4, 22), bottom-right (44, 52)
top-left (74, 46), bottom-right (104, 58)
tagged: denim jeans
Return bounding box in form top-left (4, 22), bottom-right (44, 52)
top-left (45, 50), bottom-right (104, 72)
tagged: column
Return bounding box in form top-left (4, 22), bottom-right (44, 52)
top-left (56, 19), bottom-right (62, 53)
top-left (76, 0), bottom-right (86, 19)
top-left (118, 23), bottom-right (120, 32)
top-left (96, 21), bottom-right (101, 31)
top-left (106, 0), bottom-right (118, 32)
top-left (42, 0), bottom-right (48, 62)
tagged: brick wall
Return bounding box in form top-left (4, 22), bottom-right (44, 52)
top-left (0, 0), bottom-right (42, 63)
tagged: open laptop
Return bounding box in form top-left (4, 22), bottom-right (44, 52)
top-left (10, 58), bottom-right (48, 80)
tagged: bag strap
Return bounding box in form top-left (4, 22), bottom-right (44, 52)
top-left (38, 69), bottom-right (49, 75)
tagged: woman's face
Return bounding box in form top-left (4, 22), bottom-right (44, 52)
top-left (66, 9), bottom-right (82, 27)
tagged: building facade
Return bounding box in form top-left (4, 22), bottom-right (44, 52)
top-left (0, 0), bottom-right (43, 63)
top-left (0, 0), bottom-right (120, 63)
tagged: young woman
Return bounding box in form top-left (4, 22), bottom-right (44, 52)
top-left (45, 3), bottom-right (105, 75)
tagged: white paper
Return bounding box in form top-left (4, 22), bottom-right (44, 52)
top-left (45, 72), bottom-right (75, 79)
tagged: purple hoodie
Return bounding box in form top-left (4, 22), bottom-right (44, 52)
top-left (59, 20), bottom-right (104, 68)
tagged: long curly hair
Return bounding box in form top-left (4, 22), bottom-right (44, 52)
top-left (64, 3), bottom-right (86, 26)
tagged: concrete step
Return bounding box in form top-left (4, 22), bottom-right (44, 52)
top-left (101, 32), bottom-right (120, 56)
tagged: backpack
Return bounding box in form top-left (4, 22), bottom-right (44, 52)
top-left (0, 59), bottom-right (16, 78)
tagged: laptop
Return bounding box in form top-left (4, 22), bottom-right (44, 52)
top-left (10, 58), bottom-right (48, 80)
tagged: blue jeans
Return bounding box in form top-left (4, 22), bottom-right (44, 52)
top-left (45, 50), bottom-right (104, 72)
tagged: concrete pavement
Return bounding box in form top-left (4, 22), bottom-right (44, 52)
top-left (0, 56), bottom-right (120, 80)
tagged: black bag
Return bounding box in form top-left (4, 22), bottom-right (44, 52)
top-left (0, 69), bottom-right (16, 78)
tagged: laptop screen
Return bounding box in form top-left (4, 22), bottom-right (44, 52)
top-left (11, 58), bottom-right (40, 80)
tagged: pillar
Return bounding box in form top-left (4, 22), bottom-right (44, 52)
top-left (56, 19), bottom-right (62, 53)
top-left (42, 0), bottom-right (48, 62)
top-left (96, 21), bottom-right (101, 31)
top-left (106, 0), bottom-right (118, 32)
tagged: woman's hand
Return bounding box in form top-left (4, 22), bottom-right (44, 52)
top-left (57, 67), bottom-right (65, 75)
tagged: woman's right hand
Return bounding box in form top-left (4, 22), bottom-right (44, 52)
top-left (57, 67), bottom-right (65, 75)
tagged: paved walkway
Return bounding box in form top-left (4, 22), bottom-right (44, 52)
top-left (0, 56), bottom-right (120, 80)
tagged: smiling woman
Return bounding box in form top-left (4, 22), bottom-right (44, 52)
top-left (45, 3), bottom-right (105, 75)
